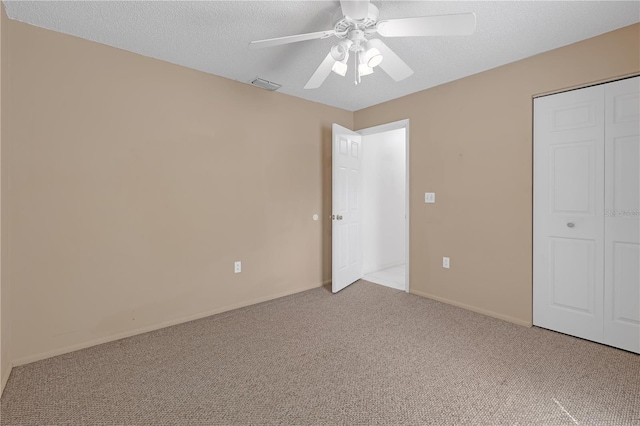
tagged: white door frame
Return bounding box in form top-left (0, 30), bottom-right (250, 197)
top-left (357, 119), bottom-right (410, 292)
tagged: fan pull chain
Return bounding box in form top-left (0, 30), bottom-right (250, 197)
top-left (355, 51), bottom-right (361, 85)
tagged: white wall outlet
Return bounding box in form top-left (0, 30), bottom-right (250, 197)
top-left (234, 261), bottom-right (241, 273)
top-left (425, 192), bottom-right (436, 203)
top-left (443, 257), bottom-right (450, 269)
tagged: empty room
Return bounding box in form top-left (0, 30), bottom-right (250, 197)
top-left (0, 1), bottom-right (639, 425)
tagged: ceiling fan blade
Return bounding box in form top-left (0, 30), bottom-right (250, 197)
top-left (377, 13), bottom-right (476, 37)
top-left (304, 53), bottom-right (336, 89)
top-left (367, 39), bottom-right (414, 82)
top-left (249, 29), bottom-right (335, 49)
top-left (340, 0), bottom-right (370, 20)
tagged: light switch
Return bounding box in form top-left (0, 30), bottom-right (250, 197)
top-left (425, 192), bottom-right (436, 203)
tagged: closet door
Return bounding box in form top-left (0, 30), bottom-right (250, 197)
top-left (533, 85), bottom-right (605, 344)
top-left (603, 77), bottom-right (640, 353)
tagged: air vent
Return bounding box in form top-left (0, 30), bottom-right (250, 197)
top-left (250, 78), bottom-right (281, 91)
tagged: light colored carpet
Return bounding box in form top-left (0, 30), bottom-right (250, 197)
top-left (1, 280), bottom-right (639, 425)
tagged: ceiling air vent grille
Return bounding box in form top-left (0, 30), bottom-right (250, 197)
top-left (250, 78), bottom-right (281, 91)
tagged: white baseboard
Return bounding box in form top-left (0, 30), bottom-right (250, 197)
top-left (410, 289), bottom-right (532, 328)
top-left (13, 283), bottom-right (322, 367)
top-left (1, 361), bottom-right (12, 397)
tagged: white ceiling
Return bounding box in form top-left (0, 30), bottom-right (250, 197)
top-left (4, 1), bottom-right (639, 111)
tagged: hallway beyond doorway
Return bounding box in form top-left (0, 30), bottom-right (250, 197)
top-left (363, 264), bottom-right (405, 290)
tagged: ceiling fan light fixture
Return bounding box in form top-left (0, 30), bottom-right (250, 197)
top-left (365, 47), bottom-right (383, 67)
top-left (330, 40), bottom-right (353, 61)
top-left (358, 63), bottom-right (373, 77)
top-left (331, 60), bottom-right (348, 76)
top-left (357, 49), bottom-right (373, 77)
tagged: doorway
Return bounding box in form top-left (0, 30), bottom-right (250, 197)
top-left (359, 120), bottom-right (409, 292)
top-left (330, 119), bottom-right (409, 293)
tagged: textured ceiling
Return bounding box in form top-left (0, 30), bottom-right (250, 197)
top-left (4, 1), bottom-right (639, 111)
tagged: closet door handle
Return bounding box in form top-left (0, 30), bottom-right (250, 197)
top-left (567, 222), bottom-right (575, 228)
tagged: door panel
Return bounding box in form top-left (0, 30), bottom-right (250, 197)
top-left (332, 124), bottom-right (363, 293)
top-left (337, 166), bottom-right (347, 212)
top-left (613, 136), bottom-right (639, 212)
top-left (338, 225), bottom-right (348, 270)
top-left (613, 91), bottom-right (639, 123)
top-left (549, 238), bottom-right (595, 314)
top-left (612, 242), bottom-right (639, 325)
top-left (550, 102), bottom-right (598, 131)
top-left (349, 169), bottom-right (359, 211)
top-left (534, 84), bottom-right (605, 343)
top-left (550, 142), bottom-right (595, 214)
top-left (348, 222), bottom-right (359, 266)
top-left (604, 77), bottom-right (640, 353)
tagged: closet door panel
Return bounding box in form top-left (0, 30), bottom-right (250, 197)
top-left (604, 76), bottom-right (640, 354)
top-left (533, 85), bottom-right (605, 343)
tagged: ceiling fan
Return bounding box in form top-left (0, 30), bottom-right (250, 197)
top-left (249, 0), bottom-right (476, 89)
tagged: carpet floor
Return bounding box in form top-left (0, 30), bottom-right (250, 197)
top-left (1, 281), bottom-right (639, 425)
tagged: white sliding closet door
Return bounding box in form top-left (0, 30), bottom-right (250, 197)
top-left (603, 77), bottom-right (640, 353)
top-left (533, 84), bottom-right (605, 344)
top-left (534, 76), bottom-right (640, 354)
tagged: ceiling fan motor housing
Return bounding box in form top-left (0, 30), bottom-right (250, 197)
top-left (348, 30), bottom-right (366, 50)
top-left (332, 4), bottom-right (379, 37)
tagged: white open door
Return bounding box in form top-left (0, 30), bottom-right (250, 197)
top-left (332, 124), bottom-right (363, 293)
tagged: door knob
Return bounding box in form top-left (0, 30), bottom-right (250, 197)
top-left (337, 215), bottom-right (343, 220)
top-left (567, 222), bottom-right (575, 228)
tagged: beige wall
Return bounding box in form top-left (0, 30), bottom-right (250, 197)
top-left (2, 15), bottom-right (638, 367)
top-left (355, 24), bottom-right (640, 326)
top-left (0, 4), bottom-right (10, 396)
top-left (5, 20), bottom-right (351, 364)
